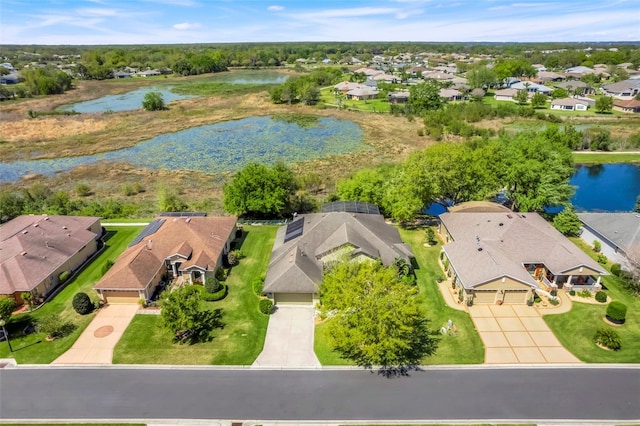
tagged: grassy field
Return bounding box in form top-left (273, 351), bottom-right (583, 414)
top-left (572, 151), bottom-right (640, 163)
top-left (315, 227), bottom-right (484, 366)
top-left (112, 225), bottom-right (276, 365)
top-left (319, 87), bottom-right (392, 113)
top-left (0, 225), bottom-right (143, 363)
top-left (543, 238), bottom-right (640, 363)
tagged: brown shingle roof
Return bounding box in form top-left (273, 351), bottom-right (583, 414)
top-left (94, 216), bottom-right (236, 291)
top-left (440, 212), bottom-right (606, 289)
top-left (0, 215), bottom-right (100, 294)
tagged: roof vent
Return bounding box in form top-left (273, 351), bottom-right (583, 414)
top-left (499, 223), bottom-right (504, 226)
top-left (62, 226), bottom-right (68, 230)
top-left (185, 218), bottom-right (191, 223)
top-left (507, 214), bottom-right (513, 219)
top-left (21, 251), bottom-right (27, 256)
top-left (33, 223), bottom-right (39, 228)
top-left (22, 230), bottom-right (28, 234)
top-left (44, 216), bottom-right (49, 220)
top-left (477, 247), bottom-right (483, 252)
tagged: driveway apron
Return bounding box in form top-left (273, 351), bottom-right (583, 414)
top-left (52, 304), bottom-right (139, 364)
top-left (253, 306), bottom-right (321, 368)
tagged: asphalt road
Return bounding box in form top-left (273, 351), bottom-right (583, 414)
top-left (1, 367), bottom-right (639, 422)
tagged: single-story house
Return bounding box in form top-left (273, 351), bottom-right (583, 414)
top-left (0, 74), bottom-right (19, 85)
top-left (565, 66), bottom-right (595, 77)
top-left (372, 73), bottom-right (399, 83)
top-left (136, 69), bottom-right (161, 77)
top-left (578, 213), bottom-right (640, 268)
top-left (353, 67), bottom-right (384, 78)
top-left (439, 210), bottom-right (607, 304)
top-left (388, 91), bottom-right (410, 104)
top-left (94, 216), bottom-right (236, 304)
top-left (510, 81), bottom-right (552, 94)
top-left (537, 71), bottom-right (565, 82)
top-left (263, 202), bottom-right (414, 305)
top-left (601, 79), bottom-right (640, 100)
top-left (346, 86), bottom-right (379, 101)
top-left (613, 99), bottom-right (640, 113)
top-left (422, 71), bottom-right (455, 82)
top-left (551, 98), bottom-right (589, 111)
top-left (113, 71), bottom-right (131, 79)
top-left (553, 80), bottom-right (594, 95)
top-left (440, 88), bottom-right (463, 101)
top-left (494, 88), bottom-right (518, 102)
top-left (1, 215), bottom-right (102, 305)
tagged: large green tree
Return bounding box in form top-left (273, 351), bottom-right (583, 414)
top-left (142, 91), bottom-right (166, 111)
top-left (552, 205), bottom-right (582, 237)
top-left (320, 261), bottom-right (436, 370)
top-left (408, 80), bottom-right (443, 114)
top-left (160, 286), bottom-right (224, 344)
top-left (223, 162), bottom-right (296, 218)
top-left (595, 96), bottom-right (613, 114)
top-left (0, 298), bottom-right (16, 322)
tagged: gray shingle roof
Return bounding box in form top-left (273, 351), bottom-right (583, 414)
top-left (263, 212), bottom-right (413, 294)
top-left (578, 212), bottom-right (640, 255)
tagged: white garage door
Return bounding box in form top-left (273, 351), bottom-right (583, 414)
top-left (274, 293), bottom-right (313, 305)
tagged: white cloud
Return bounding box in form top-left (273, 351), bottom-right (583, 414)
top-left (267, 5), bottom-right (284, 12)
top-left (172, 22), bottom-right (201, 30)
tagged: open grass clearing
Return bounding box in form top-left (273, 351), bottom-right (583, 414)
top-left (543, 238), bottom-right (640, 363)
top-left (0, 225), bottom-right (143, 363)
top-left (572, 151), bottom-right (640, 163)
top-left (112, 225), bottom-right (276, 365)
top-left (314, 227), bottom-right (484, 366)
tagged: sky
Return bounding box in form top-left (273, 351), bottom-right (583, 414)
top-left (1, 0), bottom-right (639, 45)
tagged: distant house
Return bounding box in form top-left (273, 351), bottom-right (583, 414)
top-left (0, 74), bottom-right (19, 85)
top-left (551, 98), bottom-right (589, 111)
top-left (0, 215), bottom-right (102, 305)
top-left (494, 88), bottom-right (518, 102)
top-left (346, 86), bottom-right (378, 101)
top-left (136, 69), bottom-right (161, 77)
top-left (372, 73), bottom-right (399, 83)
top-left (537, 71), bottom-right (565, 82)
top-left (113, 71), bottom-right (131, 79)
top-left (263, 202), bottom-right (414, 305)
top-left (553, 80), bottom-right (593, 95)
top-left (601, 79), bottom-right (640, 100)
top-left (422, 71), bottom-right (454, 82)
top-left (565, 66), bottom-right (595, 77)
top-left (439, 210), bottom-right (607, 304)
top-left (613, 99), bottom-right (640, 113)
top-left (510, 81), bottom-right (552, 94)
top-left (578, 213), bottom-right (640, 268)
top-left (439, 88), bottom-right (463, 101)
top-left (0, 63), bottom-right (15, 71)
top-left (353, 67), bottom-right (384, 78)
top-left (388, 91), bottom-right (410, 104)
top-left (94, 216), bottom-right (236, 304)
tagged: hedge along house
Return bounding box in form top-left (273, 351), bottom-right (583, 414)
top-left (439, 211), bottom-right (607, 304)
top-left (263, 202), bottom-right (414, 305)
top-left (0, 215), bottom-right (102, 305)
top-left (94, 216), bottom-right (236, 304)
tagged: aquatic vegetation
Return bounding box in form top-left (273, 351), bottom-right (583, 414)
top-left (0, 116), bottom-right (365, 182)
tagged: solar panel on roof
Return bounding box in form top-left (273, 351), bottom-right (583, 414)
top-left (129, 219), bottom-right (166, 247)
top-left (321, 201), bottom-right (380, 215)
top-left (283, 218), bottom-right (304, 243)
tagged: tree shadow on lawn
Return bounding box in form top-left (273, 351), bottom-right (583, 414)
top-left (174, 308), bottom-right (225, 345)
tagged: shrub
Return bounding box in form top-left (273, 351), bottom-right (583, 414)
top-left (578, 289), bottom-right (592, 298)
top-left (198, 284), bottom-right (227, 302)
top-left (597, 253), bottom-right (607, 264)
top-left (592, 240), bottom-right (601, 253)
top-left (550, 289), bottom-right (557, 297)
top-left (235, 228), bottom-right (243, 239)
top-left (425, 227), bottom-right (437, 245)
top-left (610, 263), bottom-right (622, 276)
top-left (204, 277), bottom-right (221, 294)
top-left (215, 267), bottom-right (226, 281)
top-left (259, 299), bottom-right (273, 315)
top-left (37, 316), bottom-right (75, 339)
top-left (593, 328), bottom-right (621, 351)
top-left (595, 291), bottom-right (607, 303)
top-left (75, 183), bottom-right (92, 197)
top-left (102, 259), bottom-right (114, 275)
top-left (252, 277), bottom-right (265, 296)
top-left (549, 298), bottom-right (559, 306)
top-left (569, 290), bottom-right (576, 296)
top-left (72, 292), bottom-right (94, 315)
top-left (58, 270), bottom-right (71, 284)
top-left (21, 291), bottom-right (34, 309)
top-left (458, 288), bottom-right (463, 302)
top-left (534, 296), bottom-right (541, 303)
top-left (606, 302), bottom-right (627, 323)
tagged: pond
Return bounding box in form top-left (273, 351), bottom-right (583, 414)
top-left (58, 86), bottom-right (197, 113)
top-left (424, 163), bottom-right (640, 215)
top-left (208, 70), bottom-right (289, 85)
top-left (571, 163), bottom-right (640, 212)
top-left (0, 116), bottom-right (365, 182)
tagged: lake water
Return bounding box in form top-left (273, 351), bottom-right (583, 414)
top-left (424, 163), bottom-right (640, 214)
top-left (0, 116), bottom-right (364, 182)
top-left (58, 86), bottom-right (197, 113)
top-left (210, 71), bottom-right (288, 85)
top-left (571, 163), bottom-right (640, 212)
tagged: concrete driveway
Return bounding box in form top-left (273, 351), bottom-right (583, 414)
top-left (52, 304), bottom-right (139, 365)
top-left (252, 306), bottom-right (321, 368)
top-left (468, 304), bottom-right (580, 364)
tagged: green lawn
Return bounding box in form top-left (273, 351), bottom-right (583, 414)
top-left (112, 225), bottom-right (276, 365)
top-left (315, 227), bottom-right (484, 365)
top-left (0, 226), bottom-right (144, 363)
top-left (572, 152), bottom-right (640, 164)
top-left (543, 238), bottom-right (640, 363)
top-left (319, 87), bottom-right (392, 113)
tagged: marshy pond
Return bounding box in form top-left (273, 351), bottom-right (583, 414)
top-left (58, 86), bottom-right (197, 113)
top-left (0, 116), bottom-right (365, 182)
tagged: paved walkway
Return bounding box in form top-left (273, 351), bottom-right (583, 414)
top-left (467, 304), bottom-right (580, 364)
top-left (52, 304), bottom-right (139, 364)
top-left (252, 306), bottom-right (321, 369)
